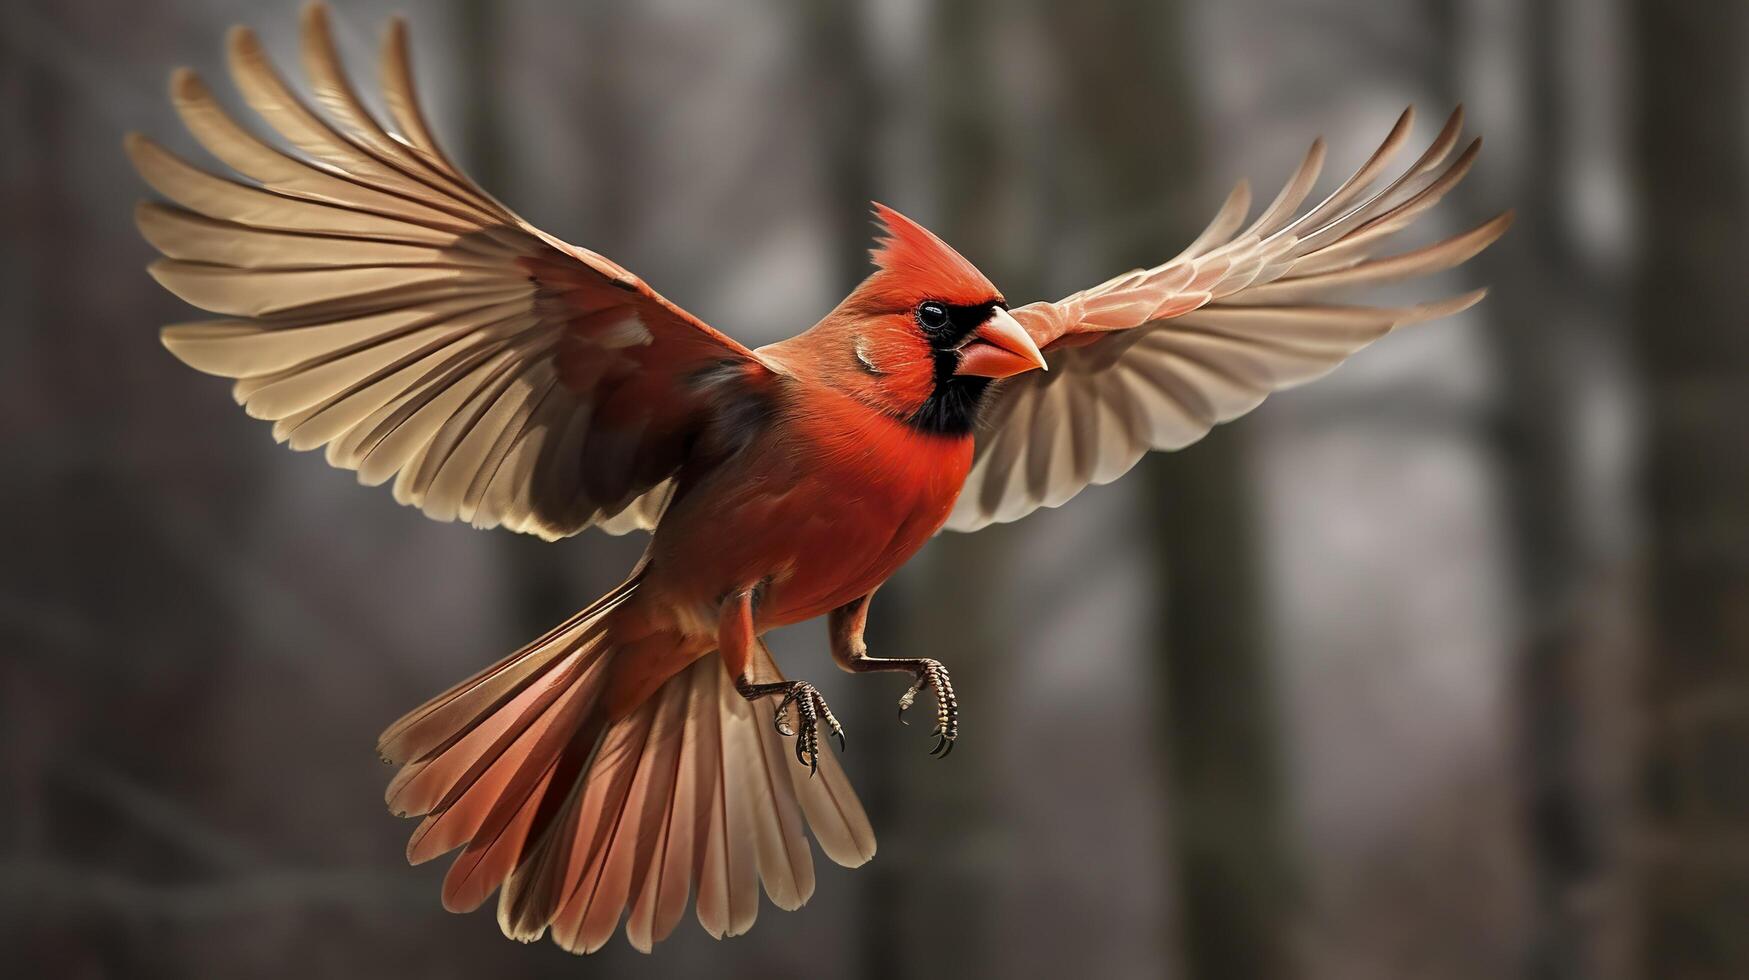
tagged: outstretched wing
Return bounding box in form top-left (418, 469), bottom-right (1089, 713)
top-left (945, 107), bottom-right (1510, 532)
top-left (129, 5), bottom-right (769, 540)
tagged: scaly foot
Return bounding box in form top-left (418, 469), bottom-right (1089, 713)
top-left (737, 678), bottom-right (844, 774)
top-left (897, 659), bottom-right (958, 757)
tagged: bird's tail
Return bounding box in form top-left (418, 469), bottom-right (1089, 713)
top-left (376, 575), bottom-right (876, 953)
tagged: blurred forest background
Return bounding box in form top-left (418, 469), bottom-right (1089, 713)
top-left (3, 1), bottom-right (1745, 978)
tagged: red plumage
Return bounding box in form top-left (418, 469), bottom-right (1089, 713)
top-left (129, 3), bottom-right (1508, 955)
top-left (865, 202), bottom-right (1002, 307)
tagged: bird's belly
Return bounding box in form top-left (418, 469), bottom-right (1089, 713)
top-left (639, 411), bottom-right (973, 634)
top-left (736, 463), bottom-right (960, 628)
top-left (754, 501), bottom-right (935, 627)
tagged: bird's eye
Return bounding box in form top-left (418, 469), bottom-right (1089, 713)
top-left (917, 302), bottom-right (949, 332)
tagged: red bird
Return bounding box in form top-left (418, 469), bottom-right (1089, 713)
top-left (130, 4), bottom-right (1509, 955)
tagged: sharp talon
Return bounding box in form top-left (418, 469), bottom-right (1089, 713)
top-left (890, 659), bottom-right (958, 757)
top-left (742, 679), bottom-right (841, 772)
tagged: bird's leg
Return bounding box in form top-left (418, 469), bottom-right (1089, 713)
top-left (719, 586), bottom-right (842, 773)
top-left (829, 593), bottom-right (958, 757)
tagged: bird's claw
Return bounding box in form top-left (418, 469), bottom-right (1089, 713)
top-left (772, 681), bottom-right (844, 775)
top-left (898, 659), bottom-right (957, 757)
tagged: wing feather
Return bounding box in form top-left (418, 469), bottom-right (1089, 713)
top-left (947, 108), bottom-right (1509, 532)
top-left (298, 5), bottom-right (503, 214)
top-left (132, 5), bottom-right (771, 541)
top-left (226, 24), bottom-right (502, 225)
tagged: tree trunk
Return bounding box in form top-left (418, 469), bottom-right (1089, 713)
top-left (1428, 1), bottom-right (1639, 976)
top-left (1630, 1), bottom-right (1749, 976)
top-left (1045, 2), bottom-right (1298, 976)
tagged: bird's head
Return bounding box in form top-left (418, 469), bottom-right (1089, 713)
top-left (785, 203), bottom-right (1047, 435)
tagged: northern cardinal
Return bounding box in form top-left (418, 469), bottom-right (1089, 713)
top-left (129, 4), bottom-right (1509, 955)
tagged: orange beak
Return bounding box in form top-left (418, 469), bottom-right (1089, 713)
top-left (953, 306), bottom-right (1048, 379)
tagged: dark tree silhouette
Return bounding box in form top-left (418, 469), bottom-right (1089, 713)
top-left (1044, 2), bottom-right (1299, 976)
top-left (1631, 1), bottom-right (1749, 976)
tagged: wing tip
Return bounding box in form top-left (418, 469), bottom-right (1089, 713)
top-left (1397, 287), bottom-right (1491, 328)
top-left (121, 130), bottom-right (149, 163)
top-left (167, 65), bottom-right (201, 101)
top-left (132, 199), bottom-right (163, 239)
top-left (300, 0), bottom-right (332, 31)
top-left (383, 13), bottom-right (413, 62)
top-left (144, 257), bottom-right (175, 289)
top-left (1479, 209), bottom-right (1516, 244)
top-left (156, 322), bottom-right (233, 378)
top-left (224, 23), bottom-right (255, 53)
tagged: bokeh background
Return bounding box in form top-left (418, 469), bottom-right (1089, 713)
top-left (4, 1), bottom-right (1744, 978)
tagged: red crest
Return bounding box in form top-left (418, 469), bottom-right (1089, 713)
top-left (866, 203), bottom-right (1001, 308)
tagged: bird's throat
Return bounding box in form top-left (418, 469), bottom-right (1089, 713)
top-left (908, 356), bottom-right (993, 436)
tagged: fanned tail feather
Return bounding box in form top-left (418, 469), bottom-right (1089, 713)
top-left (378, 577), bottom-right (876, 953)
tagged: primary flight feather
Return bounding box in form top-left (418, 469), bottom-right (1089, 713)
top-left (128, 3), bottom-right (1509, 954)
